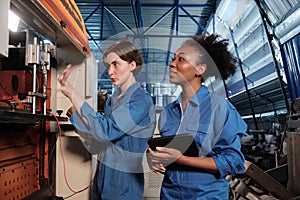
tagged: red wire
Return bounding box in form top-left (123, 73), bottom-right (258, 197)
top-left (52, 113), bottom-right (98, 194)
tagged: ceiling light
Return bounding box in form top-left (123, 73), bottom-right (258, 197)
top-left (8, 10), bottom-right (20, 32)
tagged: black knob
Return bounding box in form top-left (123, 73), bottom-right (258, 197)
top-left (56, 110), bottom-right (63, 117)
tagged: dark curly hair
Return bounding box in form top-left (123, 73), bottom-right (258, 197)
top-left (182, 33), bottom-right (237, 81)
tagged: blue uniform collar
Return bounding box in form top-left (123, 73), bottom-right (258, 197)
top-left (113, 82), bottom-right (140, 98)
top-left (172, 85), bottom-right (209, 109)
top-left (111, 82), bottom-right (140, 108)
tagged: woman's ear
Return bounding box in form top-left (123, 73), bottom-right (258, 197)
top-left (198, 64), bottom-right (207, 75)
top-left (130, 61), bottom-right (137, 72)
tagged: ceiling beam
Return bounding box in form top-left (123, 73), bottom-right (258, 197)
top-left (104, 6), bottom-right (135, 34)
top-left (179, 6), bottom-right (210, 34)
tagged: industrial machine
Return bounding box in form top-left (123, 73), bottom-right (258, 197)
top-left (227, 98), bottom-right (300, 200)
top-left (1, 0), bottom-right (299, 200)
top-left (0, 0), bottom-right (97, 199)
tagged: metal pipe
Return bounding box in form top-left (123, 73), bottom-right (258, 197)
top-left (229, 28), bottom-right (258, 129)
top-left (32, 68), bottom-right (37, 114)
top-left (43, 45), bottom-right (52, 115)
top-left (287, 131), bottom-right (300, 195)
top-left (274, 7), bottom-right (300, 43)
top-left (32, 64), bottom-right (37, 114)
top-left (42, 67), bottom-right (48, 115)
top-left (30, 37), bottom-right (39, 114)
top-left (255, 0), bottom-right (290, 113)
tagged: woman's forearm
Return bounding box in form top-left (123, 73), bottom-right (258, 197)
top-left (176, 155), bottom-right (218, 172)
top-left (57, 64), bottom-right (89, 128)
top-left (69, 88), bottom-right (88, 127)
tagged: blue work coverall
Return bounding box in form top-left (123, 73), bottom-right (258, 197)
top-left (70, 82), bottom-right (156, 200)
top-left (158, 85), bottom-right (247, 200)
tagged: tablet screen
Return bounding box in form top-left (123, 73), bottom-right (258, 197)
top-left (147, 133), bottom-right (199, 157)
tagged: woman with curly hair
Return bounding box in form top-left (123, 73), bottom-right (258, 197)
top-left (147, 34), bottom-right (247, 199)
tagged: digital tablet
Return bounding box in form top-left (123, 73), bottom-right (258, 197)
top-left (147, 133), bottom-right (199, 157)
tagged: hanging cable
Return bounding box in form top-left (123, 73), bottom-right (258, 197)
top-left (51, 113), bottom-right (98, 198)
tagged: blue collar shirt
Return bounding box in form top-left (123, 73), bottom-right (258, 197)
top-left (158, 85), bottom-right (247, 199)
top-left (70, 82), bottom-right (156, 200)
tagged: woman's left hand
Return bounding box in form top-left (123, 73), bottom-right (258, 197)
top-left (150, 146), bottom-right (183, 166)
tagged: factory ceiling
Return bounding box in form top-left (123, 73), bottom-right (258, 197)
top-left (74, 0), bottom-right (299, 129)
top-left (75, 0), bottom-right (219, 52)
